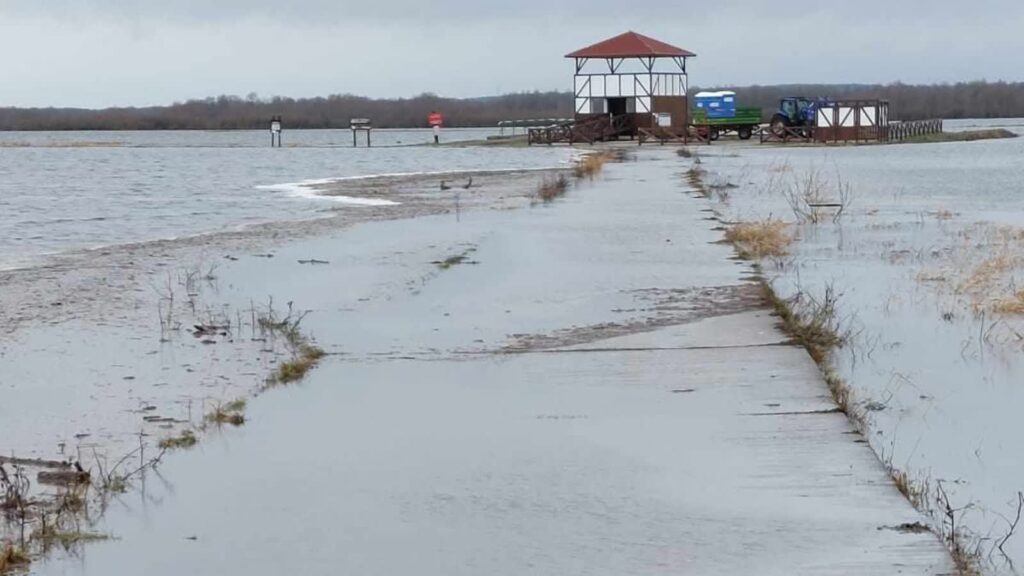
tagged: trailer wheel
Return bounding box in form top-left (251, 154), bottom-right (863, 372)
top-left (709, 128), bottom-right (720, 141)
top-left (737, 126), bottom-right (753, 140)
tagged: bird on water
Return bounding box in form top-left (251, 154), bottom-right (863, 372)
top-left (440, 180), bottom-right (452, 191)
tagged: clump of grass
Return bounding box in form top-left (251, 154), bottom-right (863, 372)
top-left (269, 344), bottom-right (326, 386)
top-left (686, 166), bottom-right (708, 197)
top-left (823, 372), bottom-right (854, 420)
top-left (437, 255), bottom-right (467, 269)
top-left (33, 523), bottom-right (109, 550)
top-left (432, 246), bottom-right (478, 270)
top-left (206, 399), bottom-right (247, 427)
top-left (959, 253), bottom-right (1014, 296)
top-left (572, 151), bottom-right (618, 179)
top-left (536, 174), bottom-right (569, 202)
top-left (889, 468), bottom-right (926, 508)
top-left (725, 220), bottom-right (794, 260)
top-left (992, 290), bottom-right (1024, 315)
top-left (55, 486), bottom-right (87, 514)
top-left (255, 299), bottom-right (327, 387)
top-left (761, 282), bottom-right (847, 365)
top-left (158, 430), bottom-right (197, 451)
top-left (0, 544), bottom-right (30, 572)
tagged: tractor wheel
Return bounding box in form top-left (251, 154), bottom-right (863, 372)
top-left (737, 126), bottom-right (753, 140)
top-left (770, 115), bottom-right (788, 138)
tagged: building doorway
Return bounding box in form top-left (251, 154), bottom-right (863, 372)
top-left (606, 97), bottom-right (628, 117)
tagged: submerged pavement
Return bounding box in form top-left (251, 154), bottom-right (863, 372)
top-left (37, 148), bottom-right (952, 575)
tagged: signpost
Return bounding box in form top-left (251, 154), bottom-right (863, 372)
top-left (428, 111), bottom-right (444, 144)
top-left (350, 118), bottom-right (372, 147)
top-left (270, 116), bottom-right (282, 147)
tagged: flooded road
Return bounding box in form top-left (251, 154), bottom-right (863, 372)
top-left (30, 149), bottom-right (951, 575)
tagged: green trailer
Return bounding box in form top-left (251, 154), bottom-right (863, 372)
top-left (691, 107), bottom-right (763, 141)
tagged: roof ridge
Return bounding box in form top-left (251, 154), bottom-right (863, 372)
top-left (565, 31), bottom-right (696, 59)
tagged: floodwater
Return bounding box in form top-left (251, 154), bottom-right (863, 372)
top-left (30, 150), bottom-right (952, 575)
top-left (699, 118), bottom-right (1024, 573)
top-left (0, 128), bottom-right (558, 270)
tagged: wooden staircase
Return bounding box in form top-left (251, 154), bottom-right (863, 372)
top-left (528, 115), bottom-right (635, 145)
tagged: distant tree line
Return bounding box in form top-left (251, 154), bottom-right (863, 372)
top-left (1, 82), bottom-right (1023, 130)
top-left (0, 92), bottom-right (570, 131)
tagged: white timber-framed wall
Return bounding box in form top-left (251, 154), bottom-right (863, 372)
top-left (572, 56), bottom-right (689, 116)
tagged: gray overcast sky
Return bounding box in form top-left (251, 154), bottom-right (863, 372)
top-left (1, 0), bottom-right (1021, 108)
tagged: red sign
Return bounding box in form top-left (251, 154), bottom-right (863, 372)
top-left (428, 112), bottom-right (443, 127)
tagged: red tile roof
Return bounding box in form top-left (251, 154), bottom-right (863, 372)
top-left (566, 31), bottom-right (696, 59)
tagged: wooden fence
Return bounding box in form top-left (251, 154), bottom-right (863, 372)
top-left (887, 119), bottom-right (944, 142)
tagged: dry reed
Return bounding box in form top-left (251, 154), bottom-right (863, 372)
top-left (724, 220), bottom-right (794, 260)
top-left (536, 174), bottom-right (569, 202)
top-left (572, 151), bottom-right (618, 179)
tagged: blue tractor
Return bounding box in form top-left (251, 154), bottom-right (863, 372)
top-left (770, 97), bottom-right (830, 137)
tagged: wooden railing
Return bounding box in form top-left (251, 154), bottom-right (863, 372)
top-left (527, 115), bottom-right (634, 146)
top-left (887, 119), bottom-right (944, 142)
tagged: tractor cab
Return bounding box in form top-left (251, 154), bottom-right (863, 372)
top-left (779, 97), bottom-right (816, 123)
top-left (771, 96), bottom-right (828, 136)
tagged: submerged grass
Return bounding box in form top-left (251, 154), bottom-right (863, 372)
top-left (433, 246), bottom-right (478, 270)
top-left (34, 528), bottom-right (109, 549)
top-left (0, 544), bottom-right (29, 573)
top-left (725, 220), bottom-right (794, 260)
top-left (991, 290), bottom-right (1024, 315)
top-left (536, 174), bottom-right (569, 202)
top-left (572, 151), bottom-right (619, 179)
top-left (205, 399), bottom-right (247, 427)
top-left (158, 430), bottom-right (197, 451)
top-left (256, 299), bottom-right (327, 388)
top-left (760, 282), bottom-right (847, 365)
top-left (686, 166), bottom-right (708, 197)
top-left (269, 344), bottom-right (326, 386)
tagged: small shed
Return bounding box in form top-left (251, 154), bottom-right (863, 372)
top-left (566, 31), bottom-right (696, 136)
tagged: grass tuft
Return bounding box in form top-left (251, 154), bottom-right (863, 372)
top-left (206, 399), bottom-right (247, 427)
top-left (269, 344), bottom-right (326, 386)
top-left (158, 430), bottom-right (197, 451)
top-left (437, 255), bottom-right (467, 269)
top-left (0, 544), bottom-right (29, 572)
top-left (686, 166), bottom-right (708, 197)
top-left (572, 151), bottom-right (618, 179)
top-left (760, 282), bottom-right (847, 366)
top-left (536, 174), bottom-right (569, 202)
top-left (991, 290), bottom-right (1024, 315)
top-left (725, 220), bottom-right (794, 260)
